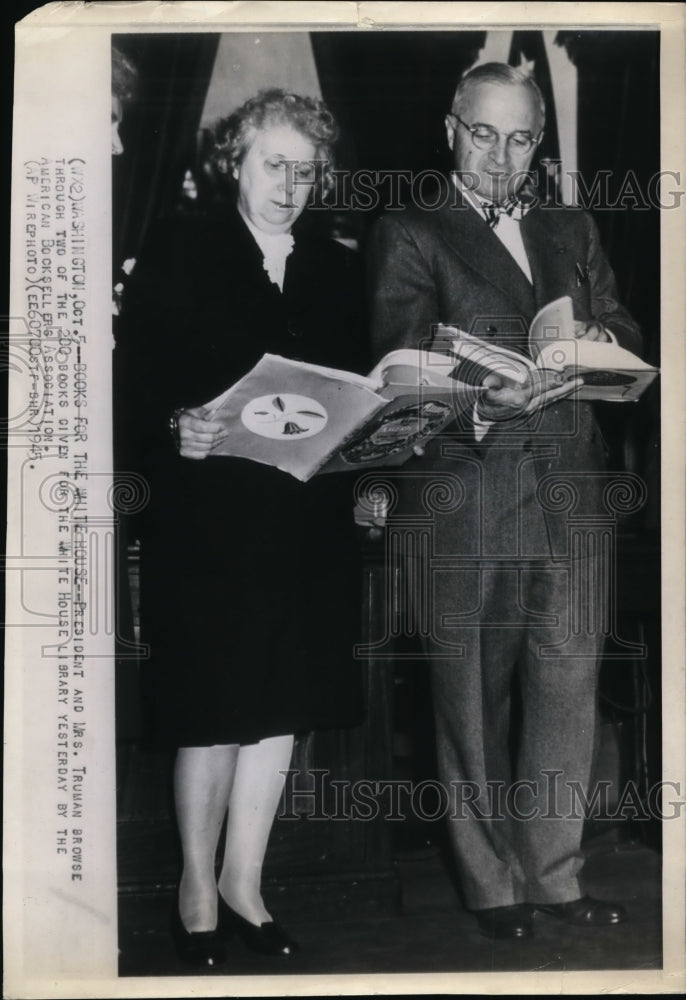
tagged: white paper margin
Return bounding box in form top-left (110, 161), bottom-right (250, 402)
top-left (4, 2), bottom-right (685, 997)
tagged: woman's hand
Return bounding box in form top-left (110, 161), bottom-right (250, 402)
top-left (177, 405), bottom-right (225, 460)
top-left (478, 369), bottom-right (583, 422)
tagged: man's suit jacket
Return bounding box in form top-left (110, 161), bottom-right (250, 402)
top-left (367, 192), bottom-right (642, 559)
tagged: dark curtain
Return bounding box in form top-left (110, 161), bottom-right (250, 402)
top-left (312, 30), bottom-right (485, 175)
top-left (311, 30), bottom-right (486, 239)
top-left (112, 34), bottom-right (218, 741)
top-left (553, 31), bottom-right (660, 534)
top-left (557, 30), bottom-right (660, 355)
top-left (112, 33), bottom-right (220, 269)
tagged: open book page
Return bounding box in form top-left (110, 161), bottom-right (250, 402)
top-left (438, 327), bottom-right (534, 387)
top-left (534, 338), bottom-right (659, 400)
top-left (536, 338), bottom-right (657, 373)
top-left (528, 296), bottom-right (658, 400)
top-left (367, 348), bottom-right (470, 389)
top-left (528, 295), bottom-right (576, 353)
top-left (204, 353), bottom-right (382, 415)
top-left (439, 298), bottom-right (658, 401)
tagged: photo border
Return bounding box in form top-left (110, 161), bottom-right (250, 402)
top-left (4, 3), bottom-right (684, 997)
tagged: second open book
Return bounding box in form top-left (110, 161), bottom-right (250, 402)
top-left (205, 296), bottom-right (657, 481)
top-left (441, 295), bottom-right (657, 402)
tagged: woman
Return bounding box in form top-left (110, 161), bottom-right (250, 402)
top-left (123, 90), bottom-right (367, 967)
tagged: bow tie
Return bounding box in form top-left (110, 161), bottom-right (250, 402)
top-left (480, 198), bottom-right (530, 228)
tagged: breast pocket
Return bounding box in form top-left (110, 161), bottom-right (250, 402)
top-left (569, 282), bottom-right (594, 322)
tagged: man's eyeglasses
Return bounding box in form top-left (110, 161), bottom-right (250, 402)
top-left (450, 113), bottom-right (543, 155)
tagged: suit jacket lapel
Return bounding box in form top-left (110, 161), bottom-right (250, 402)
top-left (437, 193), bottom-right (537, 322)
top-left (520, 205), bottom-right (576, 311)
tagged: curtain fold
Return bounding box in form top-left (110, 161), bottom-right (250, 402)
top-left (112, 33), bottom-right (220, 268)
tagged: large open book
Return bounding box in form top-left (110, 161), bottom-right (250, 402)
top-left (204, 351), bottom-right (477, 481)
top-left (203, 298), bottom-right (657, 482)
top-left (441, 296), bottom-right (658, 402)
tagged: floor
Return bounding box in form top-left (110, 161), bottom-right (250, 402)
top-left (118, 828), bottom-right (662, 979)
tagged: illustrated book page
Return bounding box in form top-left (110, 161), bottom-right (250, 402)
top-left (205, 350), bottom-right (475, 479)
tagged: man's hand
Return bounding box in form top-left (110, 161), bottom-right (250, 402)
top-left (177, 405), bottom-right (225, 459)
top-left (478, 369), bottom-right (583, 422)
top-left (573, 320), bottom-right (610, 342)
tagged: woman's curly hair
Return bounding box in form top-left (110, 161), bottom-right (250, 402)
top-left (210, 88), bottom-right (339, 196)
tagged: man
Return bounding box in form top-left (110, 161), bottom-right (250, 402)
top-left (368, 63), bottom-right (641, 940)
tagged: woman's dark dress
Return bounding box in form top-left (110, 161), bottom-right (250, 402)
top-left (122, 208), bottom-right (367, 747)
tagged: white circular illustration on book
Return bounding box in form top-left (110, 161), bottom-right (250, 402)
top-left (241, 394), bottom-right (328, 439)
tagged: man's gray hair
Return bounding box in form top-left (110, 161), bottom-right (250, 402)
top-left (451, 62), bottom-right (546, 126)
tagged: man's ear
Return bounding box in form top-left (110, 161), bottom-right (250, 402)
top-left (445, 114), bottom-right (456, 152)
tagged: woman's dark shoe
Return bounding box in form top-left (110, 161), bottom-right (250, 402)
top-left (172, 908), bottom-right (227, 968)
top-left (218, 895), bottom-right (299, 956)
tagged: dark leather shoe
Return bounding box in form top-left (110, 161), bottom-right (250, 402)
top-left (172, 910), bottom-right (227, 968)
top-left (474, 904), bottom-right (533, 940)
top-left (534, 896), bottom-right (627, 926)
top-left (218, 895), bottom-right (299, 956)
